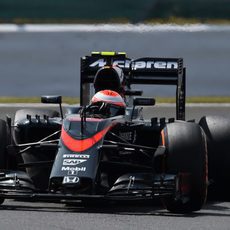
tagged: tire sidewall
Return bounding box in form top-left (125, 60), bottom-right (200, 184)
top-left (162, 121), bottom-right (208, 213)
top-left (0, 119), bottom-right (8, 169)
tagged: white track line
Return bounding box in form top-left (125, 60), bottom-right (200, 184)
top-left (0, 24), bottom-right (230, 33)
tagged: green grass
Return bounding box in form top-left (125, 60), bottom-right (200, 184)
top-left (1, 97), bottom-right (230, 104)
top-left (145, 17), bottom-right (230, 25)
top-left (3, 17), bottom-right (230, 25)
top-left (0, 97), bottom-right (79, 104)
top-left (156, 97), bottom-right (230, 103)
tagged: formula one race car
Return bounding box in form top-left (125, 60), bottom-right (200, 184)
top-left (0, 52), bottom-right (214, 213)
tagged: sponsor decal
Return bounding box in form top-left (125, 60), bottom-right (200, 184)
top-left (89, 59), bottom-right (130, 68)
top-left (62, 176), bottom-right (80, 184)
top-left (119, 132), bottom-right (132, 141)
top-left (63, 154), bottom-right (90, 159)
top-left (68, 170), bottom-right (79, 175)
top-left (113, 60), bottom-right (131, 68)
top-left (63, 159), bottom-right (87, 166)
top-left (119, 131), bottom-right (136, 143)
top-left (61, 166), bottom-right (86, 172)
top-left (89, 59), bottom-right (178, 70)
top-left (132, 61), bottom-right (178, 70)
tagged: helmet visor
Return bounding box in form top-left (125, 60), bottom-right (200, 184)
top-left (90, 102), bottom-right (125, 118)
top-left (108, 104), bottom-right (125, 117)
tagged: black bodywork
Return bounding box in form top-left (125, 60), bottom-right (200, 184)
top-left (0, 52), bottom-right (208, 213)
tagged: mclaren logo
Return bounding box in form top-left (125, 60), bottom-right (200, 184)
top-left (132, 61), bottom-right (178, 70)
top-left (89, 59), bottom-right (178, 70)
top-left (89, 59), bottom-right (130, 68)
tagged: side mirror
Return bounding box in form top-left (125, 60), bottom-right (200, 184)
top-left (41, 95), bottom-right (63, 119)
top-left (133, 97), bottom-right (155, 106)
top-left (41, 95), bottom-right (62, 104)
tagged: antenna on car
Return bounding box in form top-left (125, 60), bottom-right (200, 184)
top-left (80, 106), bottom-right (87, 137)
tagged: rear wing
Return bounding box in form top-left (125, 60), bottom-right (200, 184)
top-left (81, 52), bottom-right (131, 81)
top-left (80, 52), bottom-right (186, 120)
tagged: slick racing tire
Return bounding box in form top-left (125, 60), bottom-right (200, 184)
top-left (161, 122), bottom-right (208, 213)
top-left (14, 109), bottom-right (59, 190)
top-left (0, 119), bottom-right (17, 170)
top-left (0, 119), bottom-right (8, 169)
top-left (199, 116), bottom-right (230, 199)
top-left (0, 119), bottom-right (9, 205)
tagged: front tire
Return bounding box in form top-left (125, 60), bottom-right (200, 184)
top-left (161, 122), bottom-right (208, 213)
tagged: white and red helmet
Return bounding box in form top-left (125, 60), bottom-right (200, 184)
top-left (91, 90), bottom-right (126, 117)
top-left (91, 90), bottom-right (125, 107)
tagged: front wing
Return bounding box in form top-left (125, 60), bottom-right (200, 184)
top-left (0, 170), bottom-right (181, 203)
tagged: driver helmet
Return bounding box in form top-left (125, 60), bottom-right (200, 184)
top-left (91, 90), bottom-right (126, 117)
top-left (94, 66), bottom-right (125, 95)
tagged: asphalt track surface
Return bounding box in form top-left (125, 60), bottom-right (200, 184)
top-left (0, 104), bottom-right (230, 230)
top-left (1, 24), bottom-right (230, 97)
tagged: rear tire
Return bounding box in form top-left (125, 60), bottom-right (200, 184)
top-left (199, 116), bottom-right (230, 199)
top-left (0, 119), bottom-right (9, 169)
top-left (0, 119), bottom-right (8, 205)
top-left (161, 122), bottom-right (208, 213)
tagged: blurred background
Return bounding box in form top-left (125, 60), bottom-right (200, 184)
top-left (1, 0), bottom-right (230, 23)
top-left (0, 0), bottom-right (230, 98)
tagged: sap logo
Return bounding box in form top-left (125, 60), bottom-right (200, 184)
top-left (62, 176), bottom-right (80, 184)
top-left (63, 159), bottom-right (87, 166)
top-left (63, 154), bottom-right (90, 159)
top-left (132, 61), bottom-right (178, 70)
top-left (89, 59), bottom-right (130, 68)
top-left (61, 167), bottom-right (86, 171)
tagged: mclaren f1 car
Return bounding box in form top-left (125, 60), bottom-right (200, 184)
top-left (0, 51), bottom-right (227, 213)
